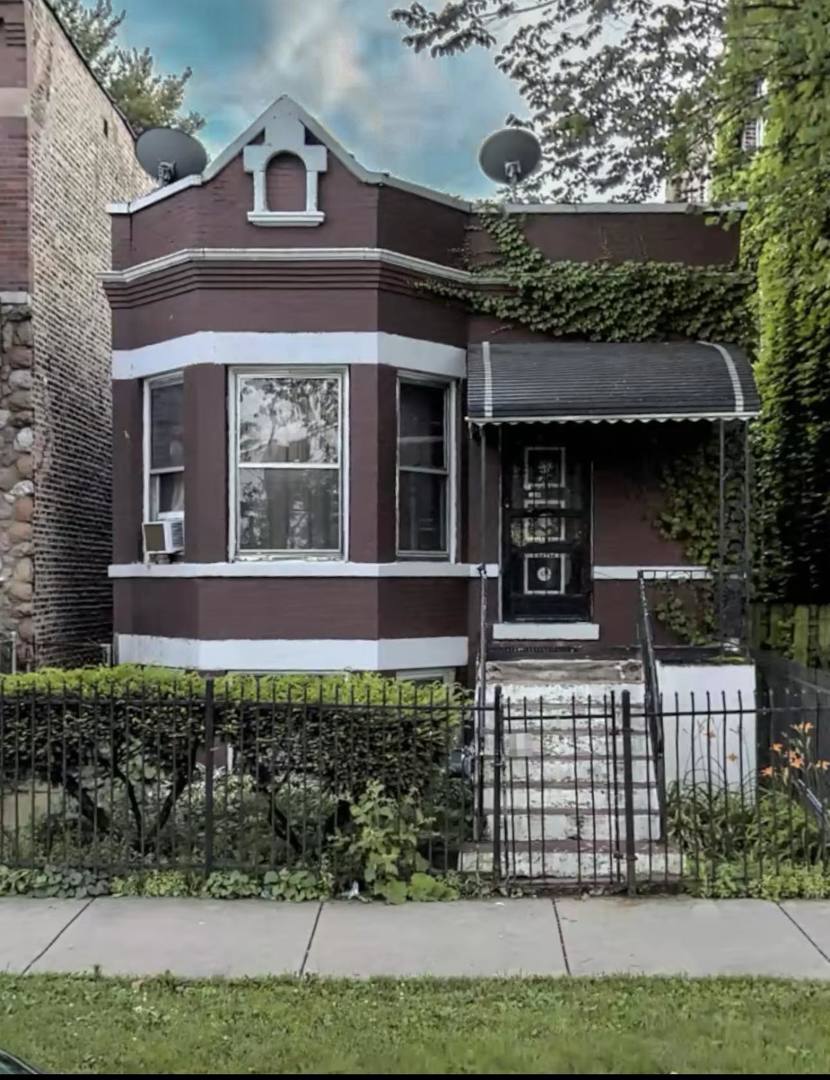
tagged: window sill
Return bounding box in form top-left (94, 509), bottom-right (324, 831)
top-left (110, 561), bottom-right (501, 579)
top-left (493, 622), bottom-right (600, 641)
top-left (247, 210), bottom-right (325, 227)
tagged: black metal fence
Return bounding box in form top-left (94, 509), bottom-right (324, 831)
top-left (1, 678), bottom-right (828, 894)
top-left (0, 680), bottom-right (483, 883)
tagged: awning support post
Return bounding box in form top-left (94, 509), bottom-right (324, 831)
top-left (477, 422), bottom-right (488, 710)
top-left (717, 418), bottom-right (752, 653)
top-left (718, 419), bottom-right (726, 649)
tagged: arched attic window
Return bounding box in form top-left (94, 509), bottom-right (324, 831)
top-left (243, 113), bottom-right (328, 227)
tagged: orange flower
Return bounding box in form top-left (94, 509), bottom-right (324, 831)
top-left (772, 742), bottom-right (784, 754)
top-left (761, 766), bottom-right (774, 778)
top-left (788, 751), bottom-right (804, 769)
top-left (727, 753), bottom-right (738, 764)
top-left (794, 722), bottom-right (814, 734)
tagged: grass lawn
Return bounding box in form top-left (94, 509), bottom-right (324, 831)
top-left (1, 975), bottom-right (828, 1074)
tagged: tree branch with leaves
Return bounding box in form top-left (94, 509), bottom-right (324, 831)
top-left (52, 0), bottom-right (204, 134)
top-left (391, 1), bottom-right (820, 202)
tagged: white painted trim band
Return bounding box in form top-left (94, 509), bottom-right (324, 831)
top-left (593, 565), bottom-right (710, 581)
top-left (481, 341), bottom-right (493, 419)
top-left (699, 341), bottom-right (746, 414)
top-left (109, 561), bottom-right (500, 579)
top-left (493, 622), bottom-right (601, 641)
top-left (469, 411), bottom-right (756, 425)
top-left (116, 634), bottom-right (469, 671)
top-left (100, 245), bottom-right (475, 287)
top-left (0, 292), bottom-right (30, 305)
top-left (113, 331), bottom-right (467, 381)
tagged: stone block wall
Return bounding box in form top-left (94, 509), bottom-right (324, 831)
top-left (0, 298), bottom-right (33, 659)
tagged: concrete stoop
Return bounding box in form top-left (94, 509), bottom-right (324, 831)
top-left (462, 659), bottom-right (679, 882)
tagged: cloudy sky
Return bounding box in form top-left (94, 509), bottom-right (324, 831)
top-left (116, 0), bottom-right (524, 198)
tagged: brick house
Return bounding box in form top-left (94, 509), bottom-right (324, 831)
top-left (0, 0), bottom-right (150, 665)
top-left (105, 95), bottom-right (759, 690)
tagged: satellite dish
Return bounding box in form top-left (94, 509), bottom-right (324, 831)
top-left (478, 127), bottom-right (542, 188)
top-left (136, 127), bottom-right (208, 186)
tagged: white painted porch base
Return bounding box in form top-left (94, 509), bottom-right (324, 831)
top-left (116, 634), bottom-right (468, 672)
top-left (492, 622), bottom-right (600, 641)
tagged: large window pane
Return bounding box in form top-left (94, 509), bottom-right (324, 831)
top-left (398, 383), bottom-right (446, 469)
top-left (239, 468), bottom-right (340, 552)
top-left (150, 382), bottom-right (184, 469)
top-left (399, 471), bottom-right (447, 553)
top-left (238, 376), bottom-right (339, 464)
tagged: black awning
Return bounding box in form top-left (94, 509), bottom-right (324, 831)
top-left (466, 341), bottom-right (760, 424)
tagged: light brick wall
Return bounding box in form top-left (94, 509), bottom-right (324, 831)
top-left (0, 0), bottom-right (150, 665)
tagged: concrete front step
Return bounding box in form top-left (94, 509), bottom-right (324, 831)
top-left (490, 687), bottom-right (645, 712)
top-left (482, 782), bottom-right (657, 812)
top-left (486, 729), bottom-right (650, 757)
top-left (493, 808), bottom-right (662, 843)
top-left (486, 659), bottom-right (644, 687)
top-left (458, 842), bottom-right (681, 881)
top-left (484, 703), bottom-right (642, 728)
top-left (484, 755), bottom-right (657, 784)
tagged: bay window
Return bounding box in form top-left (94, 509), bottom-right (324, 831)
top-left (146, 373), bottom-right (184, 519)
top-left (397, 378), bottom-right (451, 557)
top-left (233, 370), bottom-right (343, 556)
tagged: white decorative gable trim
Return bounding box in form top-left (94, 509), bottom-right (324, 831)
top-left (242, 105), bottom-right (327, 227)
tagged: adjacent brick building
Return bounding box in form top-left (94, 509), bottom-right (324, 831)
top-left (0, 0), bottom-right (150, 665)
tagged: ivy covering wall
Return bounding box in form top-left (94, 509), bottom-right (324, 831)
top-left (713, 0), bottom-right (830, 603)
top-left (429, 212), bottom-right (754, 346)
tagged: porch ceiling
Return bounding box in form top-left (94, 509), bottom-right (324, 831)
top-left (466, 341), bottom-right (760, 424)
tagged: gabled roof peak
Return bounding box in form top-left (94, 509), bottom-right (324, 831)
top-left (109, 93), bottom-right (473, 215)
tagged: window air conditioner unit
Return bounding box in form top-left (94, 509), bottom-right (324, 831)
top-left (143, 512), bottom-right (184, 555)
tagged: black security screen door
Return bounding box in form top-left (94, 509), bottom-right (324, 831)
top-left (502, 429), bottom-right (592, 622)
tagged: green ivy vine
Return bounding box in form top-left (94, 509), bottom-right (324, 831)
top-left (424, 211), bottom-right (754, 345)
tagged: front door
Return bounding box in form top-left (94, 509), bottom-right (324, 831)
top-left (502, 429), bottom-right (592, 622)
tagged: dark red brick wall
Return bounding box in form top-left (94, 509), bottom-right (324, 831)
top-left (112, 153), bottom-right (381, 270)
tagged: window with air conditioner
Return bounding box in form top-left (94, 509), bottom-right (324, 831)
top-left (144, 372), bottom-right (184, 554)
top-left (232, 369), bottom-right (344, 557)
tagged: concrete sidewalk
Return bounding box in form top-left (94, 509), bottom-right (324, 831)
top-left (2, 896), bottom-right (830, 980)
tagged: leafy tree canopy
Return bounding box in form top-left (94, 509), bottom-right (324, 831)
top-left (392, 1), bottom-right (829, 202)
top-left (52, 0), bottom-right (204, 134)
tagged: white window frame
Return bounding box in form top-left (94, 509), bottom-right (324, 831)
top-left (396, 373), bottom-right (457, 561)
top-left (143, 371), bottom-right (184, 525)
top-left (741, 77), bottom-right (767, 153)
top-left (228, 366), bottom-right (348, 561)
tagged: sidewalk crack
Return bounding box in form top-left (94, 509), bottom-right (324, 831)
top-left (552, 897), bottom-right (571, 976)
top-left (299, 901), bottom-right (323, 977)
top-left (777, 901), bottom-right (830, 966)
top-left (22, 897), bottom-right (97, 975)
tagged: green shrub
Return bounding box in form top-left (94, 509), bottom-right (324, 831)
top-left (0, 665), bottom-right (468, 873)
top-left (689, 860), bottom-right (830, 900)
top-left (333, 780), bottom-right (459, 903)
top-left (667, 782), bottom-right (825, 865)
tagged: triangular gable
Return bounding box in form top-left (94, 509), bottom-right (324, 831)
top-left (110, 94), bottom-right (470, 215)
